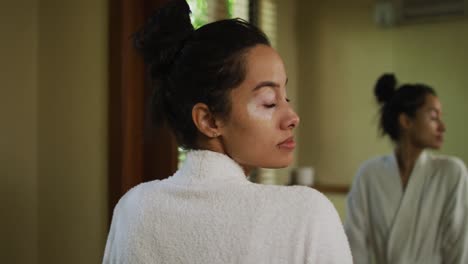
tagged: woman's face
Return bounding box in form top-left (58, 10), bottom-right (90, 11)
top-left (406, 94), bottom-right (445, 150)
top-left (217, 44), bottom-right (299, 172)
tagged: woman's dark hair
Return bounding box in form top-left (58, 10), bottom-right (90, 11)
top-left (133, 0), bottom-right (270, 149)
top-left (374, 73), bottom-right (436, 142)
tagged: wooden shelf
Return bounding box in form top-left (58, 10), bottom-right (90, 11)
top-left (312, 184), bottom-right (350, 194)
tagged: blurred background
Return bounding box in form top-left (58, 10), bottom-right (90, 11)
top-left (2, 0), bottom-right (468, 263)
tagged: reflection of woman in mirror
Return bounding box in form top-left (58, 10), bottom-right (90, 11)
top-left (345, 73), bottom-right (468, 263)
top-left (103, 0), bottom-right (352, 263)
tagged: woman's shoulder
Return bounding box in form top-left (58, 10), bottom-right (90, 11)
top-left (430, 153), bottom-right (466, 170)
top-left (251, 183), bottom-right (322, 198)
top-left (353, 154), bottom-right (394, 182)
top-left (113, 180), bottom-right (162, 212)
top-left (429, 153), bottom-right (468, 181)
top-left (359, 154), bottom-right (392, 170)
top-left (282, 186), bottom-right (342, 223)
top-left (250, 184), bottom-right (337, 216)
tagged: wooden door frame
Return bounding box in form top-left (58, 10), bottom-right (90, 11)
top-left (108, 0), bottom-right (178, 222)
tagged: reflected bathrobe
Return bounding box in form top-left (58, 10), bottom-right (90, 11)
top-left (345, 151), bottom-right (468, 264)
top-left (103, 150), bottom-right (352, 264)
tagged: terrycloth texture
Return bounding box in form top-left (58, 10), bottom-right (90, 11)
top-left (345, 151), bottom-right (468, 264)
top-left (103, 150), bottom-right (352, 264)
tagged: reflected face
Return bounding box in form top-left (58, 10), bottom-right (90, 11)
top-left (218, 44), bottom-right (300, 172)
top-left (407, 94), bottom-right (445, 150)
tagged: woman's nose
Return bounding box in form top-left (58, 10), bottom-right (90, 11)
top-left (439, 120), bottom-right (446, 132)
top-left (282, 108), bottom-right (300, 130)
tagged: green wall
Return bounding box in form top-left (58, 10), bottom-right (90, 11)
top-left (0, 0), bottom-right (38, 262)
top-left (38, 1), bottom-right (108, 263)
top-left (1, 0), bottom-right (108, 263)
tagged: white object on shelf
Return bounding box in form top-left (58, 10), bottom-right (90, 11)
top-left (296, 167), bottom-right (315, 186)
top-left (257, 168), bottom-right (276, 185)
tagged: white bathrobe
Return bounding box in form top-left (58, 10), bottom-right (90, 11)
top-left (103, 150), bottom-right (352, 264)
top-left (345, 151), bottom-right (468, 264)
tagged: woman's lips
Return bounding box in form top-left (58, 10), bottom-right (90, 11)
top-left (278, 137), bottom-right (296, 150)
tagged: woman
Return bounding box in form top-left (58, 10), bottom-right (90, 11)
top-left (345, 74), bottom-right (468, 263)
top-left (103, 0), bottom-right (351, 263)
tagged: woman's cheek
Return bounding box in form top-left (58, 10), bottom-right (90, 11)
top-left (247, 100), bottom-right (274, 120)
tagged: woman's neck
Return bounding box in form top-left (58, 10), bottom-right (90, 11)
top-left (395, 141), bottom-right (424, 189)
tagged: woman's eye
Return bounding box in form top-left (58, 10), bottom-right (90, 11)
top-left (264, 104), bottom-right (276, 108)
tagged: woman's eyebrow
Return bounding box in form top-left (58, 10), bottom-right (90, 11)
top-left (427, 107), bottom-right (442, 115)
top-left (252, 78), bottom-right (288, 92)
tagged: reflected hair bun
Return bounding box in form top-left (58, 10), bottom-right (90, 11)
top-left (374, 73), bottom-right (397, 105)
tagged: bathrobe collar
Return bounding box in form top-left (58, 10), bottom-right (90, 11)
top-left (168, 150), bottom-right (249, 185)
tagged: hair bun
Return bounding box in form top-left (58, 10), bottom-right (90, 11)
top-left (133, 0), bottom-right (194, 79)
top-left (374, 73), bottom-right (397, 104)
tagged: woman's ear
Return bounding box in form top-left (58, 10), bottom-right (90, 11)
top-left (398, 113), bottom-right (412, 130)
top-left (192, 103), bottom-right (221, 138)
